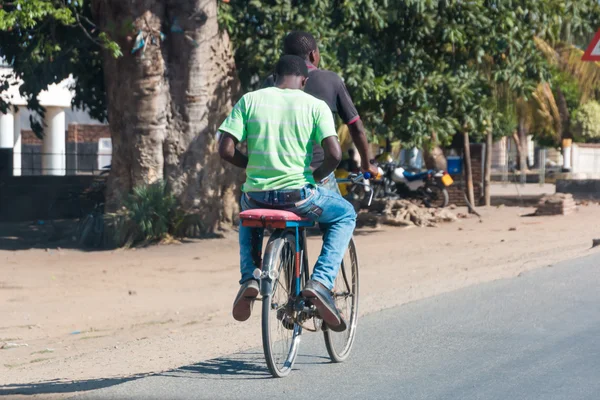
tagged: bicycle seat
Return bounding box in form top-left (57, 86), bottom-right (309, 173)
top-left (240, 209), bottom-right (313, 229)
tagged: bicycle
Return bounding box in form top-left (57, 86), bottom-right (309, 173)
top-left (48, 170), bottom-right (108, 245)
top-left (239, 173), bottom-right (373, 378)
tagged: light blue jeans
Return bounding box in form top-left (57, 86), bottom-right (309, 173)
top-left (239, 179), bottom-right (356, 290)
top-left (319, 171), bottom-right (341, 194)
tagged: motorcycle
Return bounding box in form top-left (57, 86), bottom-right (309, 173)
top-left (373, 163), bottom-right (453, 208)
top-left (335, 167), bottom-right (375, 211)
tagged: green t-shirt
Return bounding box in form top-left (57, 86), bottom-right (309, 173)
top-left (219, 87), bottom-right (337, 192)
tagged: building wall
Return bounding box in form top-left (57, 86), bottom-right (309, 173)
top-left (446, 144), bottom-right (484, 207)
top-left (572, 143), bottom-right (600, 178)
top-left (18, 124), bottom-right (110, 175)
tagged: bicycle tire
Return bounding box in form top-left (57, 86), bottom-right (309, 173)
top-left (261, 230), bottom-right (303, 378)
top-left (323, 238), bottom-right (359, 362)
top-left (423, 183), bottom-right (449, 208)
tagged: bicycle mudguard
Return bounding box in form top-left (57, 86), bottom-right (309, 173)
top-left (259, 230), bottom-right (287, 297)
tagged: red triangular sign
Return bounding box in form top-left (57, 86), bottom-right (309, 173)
top-left (582, 29), bottom-right (600, 61)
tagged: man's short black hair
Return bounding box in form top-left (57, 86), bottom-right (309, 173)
top-left (283, 31), bottom-right (317, 59)
top-left (275, 55), bottom-right (309, 78)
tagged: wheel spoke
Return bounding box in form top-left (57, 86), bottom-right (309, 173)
top-left (262, 234), bottom-right (302, 377)
top-left (324, 239), bottom-right (359, 363)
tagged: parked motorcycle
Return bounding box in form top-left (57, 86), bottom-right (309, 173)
top-left (373, 163), bottom-right (453, 208)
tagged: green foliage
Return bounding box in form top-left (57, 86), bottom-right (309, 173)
top-left (2, 0), bottom-right (599, 148)
top-left (0, 0), bottom-right (120, 136)
top-left (109, 181), bottom-right (178, 247)
top-left (573, 101), bottom-right (600, 142)
top-left (550, 67), bottom-right (582, 112)
top-left (221, 0), bottom-right (597, 146)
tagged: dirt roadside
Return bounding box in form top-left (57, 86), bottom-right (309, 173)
top-left (1, 204), bottom-right (599, 394)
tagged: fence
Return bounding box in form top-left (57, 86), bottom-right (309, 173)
top-left (494, 146), bottom-right (553, 186)
top-left (15, 150), bottom-right (110, 176)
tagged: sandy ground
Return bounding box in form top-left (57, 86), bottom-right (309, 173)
top-left (1, 203), bottom-right (599, 396)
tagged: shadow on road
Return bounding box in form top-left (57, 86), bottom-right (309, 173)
top-left (0, 375), bottom-right (147, 397)
top-left (0, 353), bottom-right (332, 395)
top-left (167, 354), bottom-right (271, 380)
top-left (162, 352), bottom-right (330, 380)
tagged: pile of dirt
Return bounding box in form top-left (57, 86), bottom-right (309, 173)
top-left (535, 193), bottom-right (578, 216)
top-left (357, 199), bottom-right (458, 228)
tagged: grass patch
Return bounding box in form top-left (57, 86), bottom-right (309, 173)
top-left (30, 357), bottom-right (52, 364)
top-left (183, 320), bottom-right (200, 326)
top-left (132, 319), bottom-right (174, 328)
top-left (5, 357), bottom-right (53, 369)
top-left (78, 335), bottom-right (108, 341)
top-left (31, 349), bottom-right (54, 355)
top-left (0, 324), bottom-right (37, 331)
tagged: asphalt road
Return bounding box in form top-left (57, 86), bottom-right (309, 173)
top-left (70, 252), bottom-right (600, 400)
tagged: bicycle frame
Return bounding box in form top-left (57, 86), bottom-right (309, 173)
top-left (248, 173), bottom-right (369, 305)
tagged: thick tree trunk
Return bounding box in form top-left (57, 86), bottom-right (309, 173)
top-left (92, 0), bottom-right (242, 236)
top-left (484, 130), bottom-right (492, 206)
top-left (423, 132), bottom-right (447, 171)
top-left (463, 130), bottom-right (475, 210)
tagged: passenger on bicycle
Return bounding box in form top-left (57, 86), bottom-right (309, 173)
top-left (262, 31), bottom-right (379, 188)
top-left (218, 55), bottom-right (356, 332)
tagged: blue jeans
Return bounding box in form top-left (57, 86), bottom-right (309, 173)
top-left (239, 182), bottom-right (356, 290)
top-left (319, 172), bottom-right (341, 194)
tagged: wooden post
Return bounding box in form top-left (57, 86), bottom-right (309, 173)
top-left (463, 130), bottom-right (475, 210)
top-left (484, 130), bottom-right (492, 206)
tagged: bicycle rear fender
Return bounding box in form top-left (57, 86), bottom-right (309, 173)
top-left (260, 229), bottom-right (287, 297)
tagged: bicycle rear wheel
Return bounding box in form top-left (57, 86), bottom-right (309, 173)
top-left (261, 231), bottom-right (303, 378)
top-left (323, 238), bottom-right (359, 362)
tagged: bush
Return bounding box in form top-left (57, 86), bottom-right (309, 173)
top-left (107, 181), bottom-right (178, 247)
top-left (573, 101), bottom-right (600, 142)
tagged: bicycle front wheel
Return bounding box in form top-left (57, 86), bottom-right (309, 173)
top-left (323, 238), bottom-right (359, 362)
top-left (261, 231), bottom-right (303, 378)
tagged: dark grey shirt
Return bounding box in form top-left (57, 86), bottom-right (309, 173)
top-left (263, 65), bottom-right (360, 169)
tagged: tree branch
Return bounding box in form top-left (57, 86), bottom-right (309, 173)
top-left (75, 12), bottom-right (102, 46)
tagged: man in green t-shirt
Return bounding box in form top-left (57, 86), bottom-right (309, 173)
top-left (218, 55), bottom-right (356, 332)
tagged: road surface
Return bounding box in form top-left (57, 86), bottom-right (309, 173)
top-left (62, 252), bottom-right (600, 399)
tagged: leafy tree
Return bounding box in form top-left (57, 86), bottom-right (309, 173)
top-left (0, 0), bottom-right (115, 132)
top-left (1, 0), bottom-right (242, 235)
top-left (573, 101), bottom-right (600, 142)
top-left (3, 0), bottom-right (600, 232)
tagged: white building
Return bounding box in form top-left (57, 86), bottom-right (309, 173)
top-left (0, 64), bottom-right (106, 176)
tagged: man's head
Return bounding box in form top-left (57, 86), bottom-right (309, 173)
top-left (274, 55), bottom-right (309, 90)
top-left (283, 31), bottom-right (320, 67)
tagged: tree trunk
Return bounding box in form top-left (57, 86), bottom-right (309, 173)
top-left (92, 0), bottom-right (242, 236)
top-left (515, 117), bottom-right (528, 172)
top-left (484, 130), bottom-right (492, 206)
top-left (555, 88), bottom-right (571, 141)
top-left (423, 132), bottom-right (448, 171)
top-left (463, 130), bottom-right (475, 210)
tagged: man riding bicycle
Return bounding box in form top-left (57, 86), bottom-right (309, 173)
top-left (263, 31), bottom-right (378, 188)
top-left (218, 55), bottom-right (356, 332)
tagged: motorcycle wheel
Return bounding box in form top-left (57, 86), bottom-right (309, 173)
top-left (423, 183), bottom-right (449, 208)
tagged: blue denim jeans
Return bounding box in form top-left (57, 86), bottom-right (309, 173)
top-left (239, 182), bottom-right (356, 290)
top-left (319, 172), bottom-right (341, 194)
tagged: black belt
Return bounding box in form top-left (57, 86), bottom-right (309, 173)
top-left (246, 187), bottom-right (312, 208)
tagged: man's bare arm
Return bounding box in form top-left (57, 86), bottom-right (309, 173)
top-left (348, 120), bottom-right (378, 176)
top-left (218, 132), bottom-right (248, 169)
top-left (313, 136), bottom-right (342, 182)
